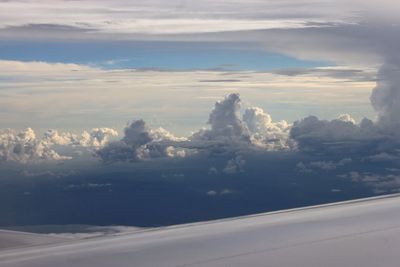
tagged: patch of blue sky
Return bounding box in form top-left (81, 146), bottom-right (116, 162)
top-left (0, 41), bottom-right (329, 71)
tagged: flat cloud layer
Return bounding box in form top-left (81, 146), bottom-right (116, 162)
top-left (0, 0), bottom-right (356, 35)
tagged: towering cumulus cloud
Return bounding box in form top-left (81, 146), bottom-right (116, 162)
top-left (290, 61), bottom-right (400, 154)
top-left (371, 61), bottom-right (400, 134)
top-left (190, 93), bottom-right (251, 146)
top-left (97, 120), bottom-right (153, 162)
top-left (190, 93), bottom-right (290, 152)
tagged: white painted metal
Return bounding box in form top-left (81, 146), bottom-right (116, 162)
top-left (1, 195), bottom-right (400, 267)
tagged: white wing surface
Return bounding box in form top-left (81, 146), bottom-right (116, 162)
top-left (1, 195), bottom-right (400, 267)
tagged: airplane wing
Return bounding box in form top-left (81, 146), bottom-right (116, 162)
top-left (1, 194), bottom-right (400, 267)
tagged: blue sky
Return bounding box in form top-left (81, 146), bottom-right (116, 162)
top-left (0, 0), bottom-right (389, 134)
top-left (0, 41), bottom-right (326, 71)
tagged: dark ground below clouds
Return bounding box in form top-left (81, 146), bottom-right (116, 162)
top-left (0, 152), bottom-right (380, 228)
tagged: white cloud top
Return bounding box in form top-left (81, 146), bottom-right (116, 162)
top-left (0, 128), bottom-right (70, 163)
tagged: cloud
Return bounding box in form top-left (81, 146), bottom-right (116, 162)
top-left (272, 66), bottom-right (376, 82)
top-left (44, 129), bottom-right (76, 146)
top-left (363, 152), bottom-right (400, 163)
top-left (243, 107), bottom-right (291, 150)
top-left (96, 120), bottom-right (186, 162)
top-left (206, 188), bottom-right (235, 196)
top-left (189, 93), bottom-right (290, 154)
top-left (206, 190), bottom-right (218, 196)
top-left (80, 128), bottom-right (118, 147)
top-left (0, 1), bottom-right (398, 73)
top-left (297, 158), bottom-right (352, 173)
top-left (1, 75), bottom-right (400, 167)
top-left (313, 158), bottom-right (352, 169)
top-left (44, 128), bottom-right (118, 147)
top-left (0, 126), bottom-right (118, 164)
top-left (64, 183), bottom-right (112, 191)
top-left (296, 162), bottom-right (312, 173)
top-left (290, 114), bottom-right (384, 153)
top-left (0, 60), bottom-right (375, 132)
top-left (191, 93), bottom-right (250, 145)
top-left (341, 171), bottom-right (400, 194)
top-left (96, 93), bottom-right (290, 163)
top-left (370, 61), bottom-right (400, 134)
top-left (223, 155), bottom-right (246, 174)
top-left (0, 60), bottom-right (93, 74)
top-left (0, 128), bottom-right (70, 163)
top-left (0, 0), bottom-right (355, 38)
top-left (21, 169), bottom-right (76, 178)
top-left (290, 62), bottom-right (400, 154)
top-left (96, 120), bottom-right (152, 162)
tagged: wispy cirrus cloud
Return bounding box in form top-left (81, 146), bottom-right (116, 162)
top-left (0, 0), bottom-right (357, 36)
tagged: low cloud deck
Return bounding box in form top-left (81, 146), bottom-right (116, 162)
top-left (1, 194), bottom-right (400, 266)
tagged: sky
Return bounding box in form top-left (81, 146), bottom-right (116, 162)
top-left (1, 0), bottom-right (389, 133)
top-left (1, 0), bottom-right (400, 228)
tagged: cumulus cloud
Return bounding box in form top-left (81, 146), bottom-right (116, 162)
top-left (337, 114), bottom-right (356, 124)
top-left (223, 155), bottom-right (246, 174)
top-left (45, 128), bottom-right (118, 148)
top-left (206, 188), bottom-right (235, 196)
top-left (191, 93), bottom-right (250, 145)
top-left (300, 158), bottom-right (352, 172)
top-left (0, 128), bottom-right (70, 163)
top-left (311, 158), bottom-right (352, 170)
top-left (97, 120), bottom-right (151, 162)
top-left (3, 78), bottom-right (400, 167)
top-left (290, 114), bottom-right (383, 153)
top-left (44, 129), bottom-right (78, 146)
top-left (97, 120), bottom-right (186, 162)
top-left (296, 162), bottom-right (312, 173)
top-left (0, 126), bottom-right (119, 164)
top-left (243, 107), bottom-right (291, 150)
top-left (80, 128), bottom-right (118, 147)
top-left (189, 93), bottom-right (290, 154)
top-left (96, 94), bottom-right (291, 163)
